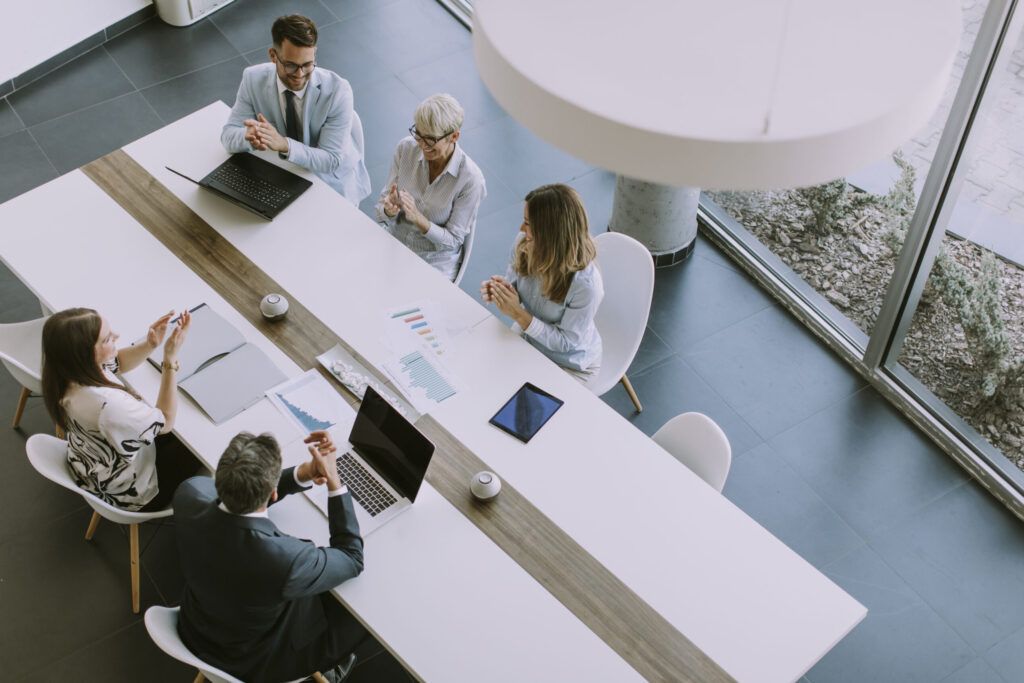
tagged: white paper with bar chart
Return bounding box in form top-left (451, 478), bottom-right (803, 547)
top-left (383, 349), bottom-right (461, 415)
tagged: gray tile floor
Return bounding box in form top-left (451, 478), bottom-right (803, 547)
top-left (2, 2), bottom-right (1024, 681)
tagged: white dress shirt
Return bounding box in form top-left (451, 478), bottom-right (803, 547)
top-left (376, 137), bottom-right (487, 281)
top-left (277, 77), bottom-right (308, 156)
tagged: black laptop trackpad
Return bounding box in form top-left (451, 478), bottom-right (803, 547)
top-left (489, 383), bottom-right (563, 443)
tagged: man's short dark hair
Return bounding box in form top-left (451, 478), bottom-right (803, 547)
top-left (215, 432), bottom-right (282, 514)
top-left (272, 15), bottom-right (318, 48)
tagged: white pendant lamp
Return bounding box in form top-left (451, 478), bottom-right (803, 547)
top-left (472, 0), bottom-right (961, 190)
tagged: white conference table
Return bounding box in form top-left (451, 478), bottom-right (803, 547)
top-left (0, 102), bottom-right (865, 682)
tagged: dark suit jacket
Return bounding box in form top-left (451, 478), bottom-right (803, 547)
top-left (173, 468), bottom-right (364, 682)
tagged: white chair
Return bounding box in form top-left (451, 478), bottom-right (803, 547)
top-left (652, 412), bottom-right (732, 492)
top-left (589, 232), bottom-right (655, 412)
top-left (25, 433), bottom-right (173, 613)
top-left (145, 606), bottom-right (331, 683)
top-left (0, 317), bottom-right (47, 429)
top-left (452, 222), bottom-right (476, 286)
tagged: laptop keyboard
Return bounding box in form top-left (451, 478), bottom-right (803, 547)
top-left (209, 163), bottom-right (291, 208)
top-left (336, 452), bottom-right (398, 517)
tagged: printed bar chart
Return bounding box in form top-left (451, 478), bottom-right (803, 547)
top-left (392, 350), bottom-right (457, 404)
top-left (390, 305), bottom-right (444, 355)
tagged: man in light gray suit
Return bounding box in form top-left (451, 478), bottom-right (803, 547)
top-left (221, 15), bottom-right (371, 204)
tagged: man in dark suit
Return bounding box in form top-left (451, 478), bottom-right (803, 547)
top-left (173, 430), bottom-right (364, 682)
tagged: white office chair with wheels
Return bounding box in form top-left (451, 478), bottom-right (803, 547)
top-left (452, 223), bottom-right (476, 286)
top-left (589, 232), bottom-right (655, 412)
top-left (145, 606), bottom-right (332, 683)
top-left (0, 317), bottom-right (47, 429)
top-left (25, 433), bottom-right (173, 613)
top-left (652, 412), bottom-right (732, 492)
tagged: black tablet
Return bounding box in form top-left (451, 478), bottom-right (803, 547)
top-left (489, 382), bottom-right (564, 443)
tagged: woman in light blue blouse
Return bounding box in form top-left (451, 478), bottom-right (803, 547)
top-left (377, 93), bottom-right (486, 281)
top-left (481, 184), bottom-right (604, 383)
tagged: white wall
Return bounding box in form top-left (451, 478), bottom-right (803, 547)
top-left (3, 0), bottom-right (151, 84)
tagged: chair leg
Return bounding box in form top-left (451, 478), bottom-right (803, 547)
top-left (84, 511), bottom-right (101, 540)
top-left (620, 375), bottom-right (643, 413)
top-left (311, 674), bottom-right (329, 683)
top-left (12, 387), bottom-right (29, 428)
top-left (193, 673), bottom-right (205, 683)
top-left (130, 523), bottom-right (140, 614)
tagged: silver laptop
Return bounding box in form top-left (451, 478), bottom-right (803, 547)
top-left (303, 387), bottom-right (435, 536)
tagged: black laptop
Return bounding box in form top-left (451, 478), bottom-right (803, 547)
top-left (168, 152), bottom-right (312, 220)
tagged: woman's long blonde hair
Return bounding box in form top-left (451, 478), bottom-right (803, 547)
top-left (513, 184), bottom-right (596, 303)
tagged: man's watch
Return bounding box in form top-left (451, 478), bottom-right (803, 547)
top-left (161, 359), bottom-right (180, 373)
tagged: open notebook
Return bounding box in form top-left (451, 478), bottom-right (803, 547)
top-left (149, 304), bottom-right (287, 424)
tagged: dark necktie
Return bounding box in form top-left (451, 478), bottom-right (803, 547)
top-left (284, 90), bottom-right (301, 142)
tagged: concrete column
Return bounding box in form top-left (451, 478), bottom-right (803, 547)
top-left (608, 176), bottom-right (700, 267)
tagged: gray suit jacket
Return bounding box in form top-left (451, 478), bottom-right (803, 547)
top-left (222, 63), bottom-right (372, 203)
top-left (174, 468), bottom-right (364, 682)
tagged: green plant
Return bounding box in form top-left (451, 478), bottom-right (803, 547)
top-left (877, 150), bottom-right (1023, 408)
top-left (879, 151), bottom-right (917, 252)
top-left (930, 251), bottom-right (1009, 398)
top-left (796, 178), bottom-right (849, 236)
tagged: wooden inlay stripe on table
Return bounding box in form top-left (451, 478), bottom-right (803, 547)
top-left (82, 150), bottom-right (733, 683)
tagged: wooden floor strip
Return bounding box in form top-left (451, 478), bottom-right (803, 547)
top-left (82, 150), bottom-right (733, 683)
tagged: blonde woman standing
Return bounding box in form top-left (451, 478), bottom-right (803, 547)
top-left (377, 93), bottom-right (486, 281)
top-left (482, 184), bottom-right (604, 383)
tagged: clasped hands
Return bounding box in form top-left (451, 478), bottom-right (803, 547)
top-left (481, 276), bottom-right (532, 329)
top-left (382, 183), bottom-right (429, 233)
top-left (244, 113), bottom-right (289, 154)
top-left (296, 430), bottom-right (344, 492)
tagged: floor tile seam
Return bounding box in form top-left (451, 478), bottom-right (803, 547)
top-left (10, 42), bottom-right (111, 98)
top-left (695, 246), bottom-right (779, 289)
top-left (15, 616), bottom-right (145, 681)
top-left (742, 366), bottom-right (869, 444)
top-left (692, 244), bottom-right (747, 276)
top-left (22, 127), bottom-right (60, 177)
top-left (393, 39), bottom-right (475, 87)
top-left (858, 476), bottom-right (972, 547)
top-left (141, 561), bottom-right (173, 606)
top-left (0, 502), bottom-right (91, 545)
top-left (139, 90), bottom-right (167, 127)
top-left (738, 425), bottom-right (873, 550)
top-left (460, 111), bottom-right (511, 137)
top-left (135, 53), bottom-right (249, 94)
top-left (104, 15), bottom-right (157, 44)
top-left (99, 44), bottom-right (143, 94)
top-left (672, 350), bottom-right (774, 443)
top-left (625, 326), bottom-right (673, 376)
top-left (210, 15), bottom-right (341, 59)
top-left (980, 634), bottom-right (1024, 683)
top-left (861, 529), bottom-right (984, 659)
top-left (317, 0), bottom-right (342, 22)
top-left (671, 295), bottom-right (781, 358)
top-left (24, 89), bottom-right (146, 136)
top-left (6, 98), bottom-right (26, 131)
top-left (206, 16), bottom-right (250, 62)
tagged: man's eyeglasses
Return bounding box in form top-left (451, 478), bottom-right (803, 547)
top-left (409, 125), bottom-right (454, 148)
top-left (273, 50), bottom-right (316, 76)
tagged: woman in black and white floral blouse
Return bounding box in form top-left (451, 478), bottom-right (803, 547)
top-left (42, 307), bottom-right (201, 511)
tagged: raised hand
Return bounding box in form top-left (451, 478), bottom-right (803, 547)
top-left (146, 310), bottom-right (175, 349)
top-left (163, 309), bottom-right (191, 361)
top-left (383, 183), bottom-right (401, 218)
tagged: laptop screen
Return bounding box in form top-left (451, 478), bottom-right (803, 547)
top-left (349, 387), bottom-right (434, 502)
